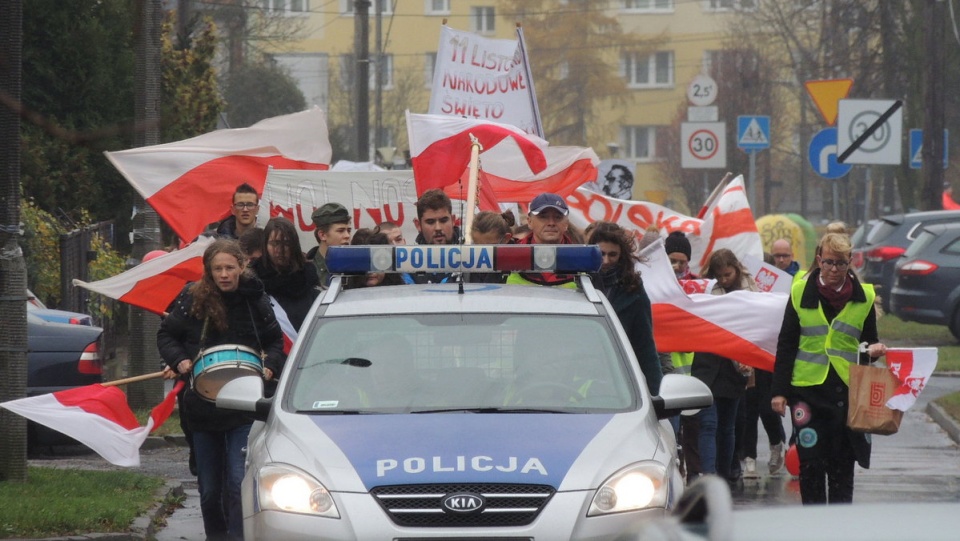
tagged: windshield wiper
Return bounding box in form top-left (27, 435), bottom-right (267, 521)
top-left (410, 407), bottom-right (570, 414)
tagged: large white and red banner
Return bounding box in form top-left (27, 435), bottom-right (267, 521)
top-left (105, 107), bottom-right (331, 243)
top-left (567, 175), bottom-right (763, 275)
top-left (639, 239), bottom-right (788, 371)
top-left (429, 25), bottom-right (542, 135)
top-left (0, 381), bottom-right (183, 467)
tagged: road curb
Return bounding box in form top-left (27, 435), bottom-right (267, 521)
top-left (927, 401), bottom-right (960, 445)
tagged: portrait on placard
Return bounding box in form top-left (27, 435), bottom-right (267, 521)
top-left (582, 159), bottom-right (635, 200)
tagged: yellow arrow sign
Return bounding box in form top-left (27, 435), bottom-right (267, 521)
top-left (804, 78), bottom-right (854, 126)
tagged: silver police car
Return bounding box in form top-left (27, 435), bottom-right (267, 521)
top-left (218, 244), bottom-right (713, 540)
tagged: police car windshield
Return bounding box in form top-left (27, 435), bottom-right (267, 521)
top-left (288, 314), bottom-right (638, 414)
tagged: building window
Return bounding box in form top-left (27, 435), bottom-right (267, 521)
top-left (705, 0), bottom-right (756, 11)
top-left (261, 0), bottom-right (310, 14)
top-left (424, 52), bottom-right (437, 87)
top-left (471, 6), bottom-right (496, 33)
top-left (340, 0), bottom-right (393, 15)
top-left (426, 0), bottom-right (450, 15)
top-left (339, 54), bottom-right (354, 89)
top-left (622, 0), bottom-right (673, 11)
top-left (622, 126), bottom-right (657, 160)
top-left (375, 53), bottom-right (394, 89)
top-left (621, 51), bottom-right (673, 88)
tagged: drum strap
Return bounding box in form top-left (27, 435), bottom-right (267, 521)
top-left (246, 301), bottom-right (266, 360)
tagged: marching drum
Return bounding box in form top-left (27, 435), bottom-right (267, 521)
top-left (192, 344), bottom-right (263, 402)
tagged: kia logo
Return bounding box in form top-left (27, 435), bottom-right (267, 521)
top-left (441, 493), bottom-right (485, 514)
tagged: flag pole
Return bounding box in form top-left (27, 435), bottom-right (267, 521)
top-left (464, 134), bottom-right (483, 244)
top-left (102, 371), bottom-right (167, 387)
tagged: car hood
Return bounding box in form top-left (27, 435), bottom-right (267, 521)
top-left (261, 411), bottom-right (664, 492)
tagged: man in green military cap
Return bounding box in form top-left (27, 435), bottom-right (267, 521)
top-left (307, 202), bottom-right (352, 289)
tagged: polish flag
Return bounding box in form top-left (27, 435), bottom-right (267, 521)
top-left (105, 107), bottom-right (332, 243)
top-left (453, 143), bottom-right (600, 205)
top-left (885, 347), bottom-right (938, 411)
top-left (406, 111), bottom-right (551, 207)
top-left (72, 236), bottom-right (214, 316)
top-left (691, 175), bottom-right (764, 274)
top-left (639, 239), bottom-right (787, 372)
top-left (0, 381), bottom-right (184, 467)
top-left (269, 295), bottom-right (297, 355)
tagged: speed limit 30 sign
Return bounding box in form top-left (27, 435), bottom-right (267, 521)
top-left (681, 122), bottom-right (727, 169)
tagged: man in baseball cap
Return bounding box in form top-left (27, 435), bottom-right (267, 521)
top-left (307, 202), bottom-right (352, 288)
top-left (507, 193), bottom-right (576, 287)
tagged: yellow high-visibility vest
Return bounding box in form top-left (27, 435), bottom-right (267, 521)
top-left (671, 352), bottom-right (694, 376)
top-left (790, 279), bottom-right (875, 387)
top-left (506, 272), bottom-right (577, 288)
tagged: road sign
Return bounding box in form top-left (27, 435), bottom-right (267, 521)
top-left (687, 74), bottom-right (718, 106)
top-left (909, 129), bottom-right (949, 169)
top-left (681, 122), bottom-right (726, 169)
top-left (808, 127), bottom-right (853, 179)
top-left (688, 106), bottom-right (718, 122)
top-left (737, 116), bottom-right (770, 151)
top-left (804, 78), bottom-right (854, 126)
top-left (836, 99), bottom-right (903, 165)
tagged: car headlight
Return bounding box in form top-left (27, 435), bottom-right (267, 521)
top-left (257, 464), bottom-right (340, 518)
top-left (587, 461), bottom-right (668, 516)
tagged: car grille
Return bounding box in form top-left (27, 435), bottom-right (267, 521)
top-left (371, 483), bottom-right (555, 528)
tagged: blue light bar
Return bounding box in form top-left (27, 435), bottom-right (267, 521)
top-left (326, 245), bottom-right (601, 274)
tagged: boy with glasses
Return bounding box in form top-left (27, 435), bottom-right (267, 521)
top-left (214, 183), bottom-right (260, 239)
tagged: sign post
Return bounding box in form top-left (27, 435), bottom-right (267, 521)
top-left (737, 115), bottom-right (770, 210)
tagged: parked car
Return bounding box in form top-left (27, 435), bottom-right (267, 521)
top-left (26, 288), bottom-right (93, 326)
top-left (850, 210), bottom-right (960, 312)
top-left (889, 222), bottom-right (960, 340)
top-left (849, 219), bottom-right (879, 273)
top-left (27, 311), bottom-right (104, 445)
top-left (217, 244), bottom-right (714, 540)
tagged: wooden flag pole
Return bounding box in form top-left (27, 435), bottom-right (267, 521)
top-left (463, 134), bottom-right (483, 244)
top-left (102, 371), bottom-right (167, 387)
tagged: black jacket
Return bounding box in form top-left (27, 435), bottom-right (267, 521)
top-left (251, 259), bottom-right (320, 331)
top-left (157, 275), bottom-right (284, 432)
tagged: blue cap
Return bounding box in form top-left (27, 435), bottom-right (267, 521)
top-left (529, 193), bottom-right (569, 216)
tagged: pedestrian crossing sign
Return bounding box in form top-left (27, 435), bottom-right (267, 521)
top-left (737, 116), bottom-right (770, 151)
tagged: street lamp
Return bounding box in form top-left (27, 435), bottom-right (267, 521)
top-left (606, 142), bottom-right (620, 158)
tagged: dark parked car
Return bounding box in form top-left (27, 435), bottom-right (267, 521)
top-left (890, 222), bottom-right (960, 340)
top-left (27, 311), bottom-right (104, 445)
top-left (851, 210), bottom-right (960, 312)
top-left (26, 288), bottom-right (94, 326)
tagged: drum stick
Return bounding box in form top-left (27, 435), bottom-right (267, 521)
top-left (102, 371), bottom-right (167, 387)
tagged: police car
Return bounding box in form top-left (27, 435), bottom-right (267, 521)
top-left (217, 244), bottom-right (714, 540)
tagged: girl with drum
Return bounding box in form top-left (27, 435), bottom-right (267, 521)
top-left (159, 238), bottom-right (284, 540)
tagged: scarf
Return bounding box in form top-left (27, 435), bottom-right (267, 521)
top-left (817, 272), bottom-right (853, 312)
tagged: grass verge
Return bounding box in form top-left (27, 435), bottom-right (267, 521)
top-left (877, 314), bottom-right (960, 372)
top-left (934, 392), bottom-right (960, 426)
top-left (0, 468), bottom-right (164, 539)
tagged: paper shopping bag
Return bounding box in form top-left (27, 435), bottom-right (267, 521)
top-left (847, 364), bottom-right (903, 435)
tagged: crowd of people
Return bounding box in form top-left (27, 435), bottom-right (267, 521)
top-left (156, 183), bottom-right (885, 538)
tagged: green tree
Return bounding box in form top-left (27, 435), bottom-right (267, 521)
top-left (161, 12), bottom-right (225, 143)
top-left (20, 0), bottom-right (137, 234)
top-left (223, 61), bottom-right (306, 128)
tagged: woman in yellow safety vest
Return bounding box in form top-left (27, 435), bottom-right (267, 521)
top-left (771, 225), bottom-right (887, 505)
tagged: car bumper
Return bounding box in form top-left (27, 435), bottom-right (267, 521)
top-left (243, 491), bottom-right (667, 540)
top-left (890, 292), bottom-right (947, 324)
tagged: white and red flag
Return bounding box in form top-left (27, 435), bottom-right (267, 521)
top-left (567, 175), bottom-right (762, 275)
top-left (639, 239), bottom-right (787, 372)
top-left (406, 111), bottom-right (549, 207)
top-left (1, 381), bottom-right (184, 467)
top-left (105, 107), bottom-right (331, 243)
top-left (72, 236), bottom-right (214, 316)
top-left (885, 347), bottom-right (938, 411)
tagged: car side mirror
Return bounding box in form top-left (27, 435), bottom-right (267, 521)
top-left (652, 374), bottom-right (713, 419)
top-left (216, 375), bottom-right (272, 421)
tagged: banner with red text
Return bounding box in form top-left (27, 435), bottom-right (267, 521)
top-left (429, 25), bottom-right (542, 136)
top-left (567, 175), bottom-right (763, 275)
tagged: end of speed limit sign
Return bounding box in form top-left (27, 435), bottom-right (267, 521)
top-left (681, 122), bottom-right (727, 169)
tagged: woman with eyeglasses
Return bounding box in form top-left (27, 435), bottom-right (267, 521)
top-left (771, 223), bottom-right (887, 505)
top-left (251, 217), bottom-right (320, 333)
